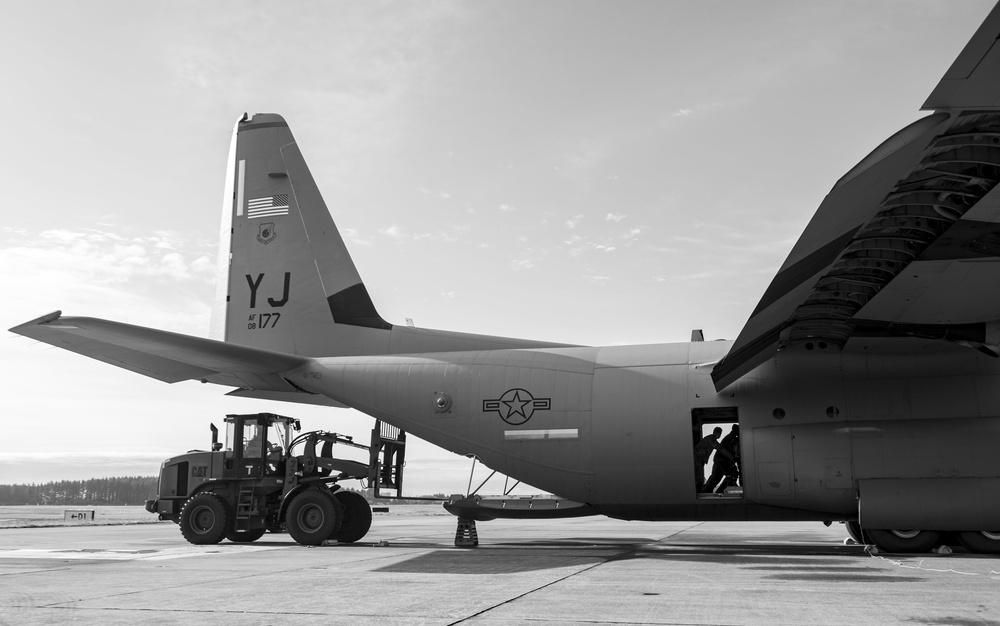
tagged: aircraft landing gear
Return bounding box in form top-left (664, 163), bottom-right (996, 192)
top-left (454, 517), bottom-right (479, 548)
top-left (844, 521), bottom-right (870, 544)
top-left (957, 530), bottom-right (1000, 554)
top-left (866, 529), bottom-right (941, 553)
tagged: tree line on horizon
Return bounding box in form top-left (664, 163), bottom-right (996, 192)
top-left (0, 477), bottom-right (451, 506)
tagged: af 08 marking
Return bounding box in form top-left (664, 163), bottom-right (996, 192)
top-left (245, 273), bottom-right (291, 308)
top-left (245, 272), bottom-right (289, 330)
top-left (248, 312), bottom-right (280, 330)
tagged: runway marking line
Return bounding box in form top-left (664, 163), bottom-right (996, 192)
top-left (0, 545), bottom-right (286, 561)
top-left (445, 522), bottom-right (704, 625)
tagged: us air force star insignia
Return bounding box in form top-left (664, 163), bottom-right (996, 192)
top-left (482, 388), bottom-right (551, 425)
top-left (257, 222), bottom-right (276, 245)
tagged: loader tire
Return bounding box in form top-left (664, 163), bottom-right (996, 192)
top-left (179, 493), bottom-right (231, 545)
top-left (287, 490), bottom-right (341, 546)
top-left (332, 491), bottom-right (373, 543)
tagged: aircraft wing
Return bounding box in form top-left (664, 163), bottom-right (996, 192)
top-left (713, 3), bottom-right (1000, 391)
top-left (9, 311), bottom-right (313, 393)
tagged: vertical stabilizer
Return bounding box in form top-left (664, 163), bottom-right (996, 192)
top-left (213, 113), bottom-right (392, 357)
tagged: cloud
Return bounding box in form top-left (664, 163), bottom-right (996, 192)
top-left (379, 225), bottom-right (456, 242)
top-left (169, 45), bottom-right (223, 89)
top-left (382, 225), bottom-right (406, 239)
top-left (564, 235), bottom-right (622, 257)
top-left (499, 204), bottom-right (517, 212)
top-left (1, 226), bottom-right (216, 335)
top-left (605, 213), bottom-right (626, 222)
top-left (339, 227), bottom-right (372, 246)
top-left (666, 102), bottom-right (726, 122)
top-left (21, 228), bottom-right (215, 284)
top-left (622, 226), bottom-right (646, 246)
top-left (565, 215), bottom-right (584, 229)
top-left (562, 138), bottom-right (606, 175)
top-left (673, 235), bottom-right (707, 245)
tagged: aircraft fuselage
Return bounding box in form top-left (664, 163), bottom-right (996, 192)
top-left (290, 339), bottom-right (1000, 526)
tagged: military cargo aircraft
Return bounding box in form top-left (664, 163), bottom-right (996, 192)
top-left (11, 4), bottom-right (1000, 553)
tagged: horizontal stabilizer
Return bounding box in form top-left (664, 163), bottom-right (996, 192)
top-left (9, 311), bottom-right (311, 391)
top-left (225, 387), bottom-right (348, 408)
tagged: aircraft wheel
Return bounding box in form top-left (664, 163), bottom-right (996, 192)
top-left (867, 529), bottom-right (941, 553)
top-left (332, 491), bottom-right (373, 543)
top-left (845, 521), bottom-right (870, 544)
top-left (179, 493), bottom-right (231, 545)
top-left (287, 490), bottom-right (341, 546)
top-left (957, 530), bottom-right (1000, 554)
top-left (225, 528), bottom-right (267, 543)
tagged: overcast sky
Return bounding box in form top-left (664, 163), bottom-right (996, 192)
top-left (2, 1), bottom-right (994, 494)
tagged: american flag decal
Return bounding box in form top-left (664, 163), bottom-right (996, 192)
top-left (247, 194), bottom-right (290, 219)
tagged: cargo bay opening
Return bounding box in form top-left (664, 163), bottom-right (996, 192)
top-left (691, 407), bottom-right (742, 499)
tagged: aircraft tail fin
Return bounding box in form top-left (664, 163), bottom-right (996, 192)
top-left (211, 113), bottom-right (393, 357)
top-left (10, 114), bottom-right (573, 393)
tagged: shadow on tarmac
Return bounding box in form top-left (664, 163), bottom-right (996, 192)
top-left (376, 548), bottom-right (607, 574)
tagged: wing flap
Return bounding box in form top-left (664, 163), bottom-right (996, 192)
top-left (10, 311), bottom-right (310, 390)
top-left (712, 115), bottom-right (949, 390)
top-left (714, 5), bottom-right (1000, 391)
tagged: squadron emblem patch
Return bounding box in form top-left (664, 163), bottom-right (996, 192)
top-left (257, 222), bottom-right (276, 245)
top-left (483, 388), bottom-right (551, 425)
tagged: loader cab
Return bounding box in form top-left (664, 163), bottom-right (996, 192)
top-left (222, 413), bottom-right (300, 479)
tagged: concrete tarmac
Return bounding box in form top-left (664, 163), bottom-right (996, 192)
top-left (1, 514), bottom-right (999, 625)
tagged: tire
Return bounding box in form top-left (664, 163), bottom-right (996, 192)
top-left (957, 530), bottom-right (1000, 554)
top-left (286, 490), bottom-right (341, 546)
top-left (179, 493), bottom-right (231, 545)
top-left (332, 491), bottom-right (373, 543)
top-left (867, 529), bottom-right (941, 553)
top-left (225, 528), bottom-right (267, 543)
top-left (845, 521), bottom-right (870, 544)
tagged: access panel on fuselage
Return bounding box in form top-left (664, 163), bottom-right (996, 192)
top-left (591, 363), bottom-right (691, 506)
